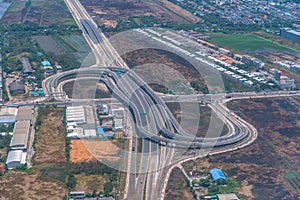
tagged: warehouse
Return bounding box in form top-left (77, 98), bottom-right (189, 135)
top-left (10, 120), bottom-right (31, 150)
top-left (0, 106), bottom-right (17, 124)
top-left (16, 106), bottom-right (33, 121)
top-left (66, 106), bottom-right (85, 125)
top-left (210, 168), bottom-right (226, 182)
top-left (6, 150), bottom-right (27, 169)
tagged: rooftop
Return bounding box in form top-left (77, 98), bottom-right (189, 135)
top-left (16, 106), bottom-right (32, 121)
top-left (210, 168), bottom-right (226, 181)
top-left (10, 120), bottom-right (31, 150)
top-left (41, 60), bottom-right (51, 66)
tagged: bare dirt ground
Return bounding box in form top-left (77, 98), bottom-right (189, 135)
top-left (81, 0), bottom-right (200, 27)
top-left (122, 48), bottom-right (208, 92)
top-left (122, 48), bottom-right (250, 93)
top-left (81, 140), bottom-right (121, 162)
top-left (182, 97), bottom-right (300, 199)
top-left (166, 167), bottom-right (194, 200)
top-left (63, 81), bottom-right (111, 99)
top-left (167, 102), bottom-right (229, 138)
top-left (33, 108), bottom-right (66, 165)
top-left (70, 139), bottom-right (122, 163)
top-left (70, 139), bottom-right (96, 163)
top-left (146, 0), bottom-right (201, 23)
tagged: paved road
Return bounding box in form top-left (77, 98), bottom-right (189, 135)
top-left (39, 66), bottom-right (300, 199)
top-left (34, 1), bottom-right (300, 199)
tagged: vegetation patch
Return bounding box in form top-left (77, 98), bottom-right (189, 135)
top-left (209, 33), bottom-right (297, 53)
top-left (166, 167), bottom-right (194, 200)
top-left (284, 172), bottom-right (300, 190)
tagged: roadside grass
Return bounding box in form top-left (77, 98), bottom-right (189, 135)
top-left (208, 33), bottom-right (298, 53)
top-left (6, 1), bottom-right (26, 12)
top-left (284, 172), bottom-right (300, 190)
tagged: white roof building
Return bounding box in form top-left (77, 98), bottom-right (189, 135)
top-left (66, 106), bottom-right (85, 125)
top-left (10, 120), bottom-right (31, 150)
top-left (6, 150), bottom-right (27, 169)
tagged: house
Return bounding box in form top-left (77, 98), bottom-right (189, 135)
top-left (9, 80), bottom-right (25, 95)
top-left (210, 168), bottom-right (226, 182)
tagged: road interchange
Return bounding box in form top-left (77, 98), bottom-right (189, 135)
top-left (35, 0), bottom-right (300, 199)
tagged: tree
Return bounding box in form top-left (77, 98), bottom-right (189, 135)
top-left (200, 178), bottom-right (210, 187)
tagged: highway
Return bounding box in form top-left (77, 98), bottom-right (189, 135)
top-left (63, 0), bottom-right (167, 199)
top-left (64, 0), bottom-right (127, 67)
top-left (35, 1), bottom-right (300, 199)
top-left (41, 66), bottom-right (261, 199)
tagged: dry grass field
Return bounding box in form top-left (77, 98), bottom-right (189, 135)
top-left (33, 108), bottom-right (66, 165)
top-left (181, 97), bottom-right (300, 199)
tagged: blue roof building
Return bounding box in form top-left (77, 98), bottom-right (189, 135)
top-left (97, 128), bottom-right (104, 135)
top-left (210, 168), bottom-right (226, 182)
top-left (41, 60), bottom-right (51, 66)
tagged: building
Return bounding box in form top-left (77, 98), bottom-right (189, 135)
top-left (97, 103), bottom-right (109, 115)
top-left (217, 193), bottom-right (239, 200)
top-left (210, 168), bottom-right (226, 182)
top-left (30, 89), bottom-right (45, 97)
top-left (16, 106), bottom-right (33, 121)
top-left (20, 57), bottom-right (33, 74)
top-left (280, 28), bottom-right (300, 44)
top-left (9, 80), bottom-right (25, 95)
top-left (270, 68), bottom-right (282, 81)
top-left (69, 191), bottom-right (85, 200)
top-left (280, 76), bottom-right (295, 89)
top-left (10, 120), bottom-right (31, 150)
top-left (41, 60), bottom-right (51, 67)
top-left (0, 106), bottom-right (17, 124)
top-left (114, 118), bottom-right (124, 129)
top-left (83, 129), bottom-right (97, 138)
top-left (97, 127), bottom-right (104, 136)
top-left (112, 107), bottom-right (125, 129)
top-left (66, 106), bottom-right (86, 125)
top-left (6, 150), bottom-right (27, 169)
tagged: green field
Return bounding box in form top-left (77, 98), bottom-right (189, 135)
top-left (209, 33), bottom-right (297, 53)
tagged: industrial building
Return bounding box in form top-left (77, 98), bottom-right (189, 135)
top-left (66, 106), bottom-right (86, 125)
top-left (0, 106), bottom-right (17, 124)
top-left (10, 120), bottom-right (31, 150)
top-left (16, 106), bottom-right (33, 121)
top-left (280, 28), bottom-right (300, 44)
top-left (210, 168), bottom-right (226, 182)
top-left (5, 150), bottom-right (27, 169)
